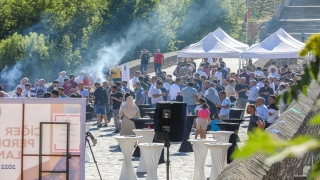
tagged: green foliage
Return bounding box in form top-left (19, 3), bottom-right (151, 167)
top-left (0, 0), bottom-right (246, 85)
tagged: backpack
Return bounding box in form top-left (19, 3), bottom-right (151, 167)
top-left (97, 88), bottom-right (108, 105)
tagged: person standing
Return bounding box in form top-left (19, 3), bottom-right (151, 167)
top-left (196, 103), bottom-right (211, 139)
top-left (22, 83), bottom-right (31, 98)
top-left (13, 87), bottom-right (23, 98)
top-left (246, 104), bottom-right (265, 134)
top-left (110, 85), bottom-right (123, 133)
top-left (276, 84), bottom-right (288, 114)
top-left (259, 80), bottom-right (274, 105)
top-left (119, 96), bottom-right (140, 136)
top-left (181, 82), bottom-right (199, 115)
top-left (247, 59), bottom-right (256, 73)
top-left (58, 87), bottom-right (68, 98)
top-left (16, 77), bottom-right (29, 90)
top-left (169, 78), bottom-right (181, 100)
top-left (139, 49), bottom-right (150, 74)
top-left (266, 95), bottom-right (280, 128)
top-left (78, 82), bottom-right (89, 104)
top-left (135, 82), bottom-right (145, 105)
top-left (61, 79), bottom-right (72, 97)
top-left (93, 83), bottom-right (109, 128)
top-left (235, 77), bottom-right (250, 109)
top-left (151, 81), bottom-right (166, 108)
top-left (214, 67), bottom-right (224, 86)
top-left (132, 71), bottom-right (141, 88)
top-left (255, 97), bottom-right (269, 122)
top-left (110, 66), bottom-right (122, 83)
top-left (47, 80), bottom-right (59, 92)
top-left (57, 71), bottom-right (67, 87)
top-left (69, 74), bottom-right (79, 93)
top-left (153, 49), bottom-right (164, 76)
top-left (248, 80), bottom-right (259, 104)
top-left (216, 91), bottom-right (231, 120)
top-left (239, 68), bottom-right (251, 85)
top-left (225, 79), bottom-right (236, 98)
top-left (35, 79), bottom-right (48, 98)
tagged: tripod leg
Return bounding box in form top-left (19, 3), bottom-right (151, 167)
top-left (86, 137), bottom-right (103, 180)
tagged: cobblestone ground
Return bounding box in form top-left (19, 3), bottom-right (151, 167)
top-left (85, 58), bottom-right (256, 180)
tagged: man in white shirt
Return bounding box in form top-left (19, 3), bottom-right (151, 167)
top-left (169, 78), bottom-right (181, 100)
top-left (254, 67), bottom-right (265, 78)
top-left (148, 76), bottom-right (157, 98)
top-left (225, 79), bottom-right (236, 97)
top-left (132, 71), bottom-right (140, 88)
top-left (204, 82), bottom-right (218, 96)
top-left (75, 70), bottom-right (86, 83)
top-left (16, 77), bottom-right (29, 91)
top-left (214, 67), bottom-right (224, 85)
top-left (267, 62), bottom-right (279, 73)
top-left (151, 81), bottom-right (166, 108)
top-left (268, 76), bottom-right (276, 92)
top-left (210, 58), bottom-right (220, 69)
top-left (216, 91), bottom-right (231, 120)
top-left (193, 67), bottom-right (208, 79)
top-left (248, 80), bottom-right (259, 104)
top-left (257, 77), bottom-right (265, 88)
top-left (276, 84), bottom-right (287, 114)
top-left (266, 95), bottom-right (280, 128)
top-left (255, 97), bottom-right (269, 122)
top-left (22, 83), bottom-right (31, 98)
top-left (268, 68), bottom-right (280, 78)
top-left (58, 71), bottom-right (67, 87)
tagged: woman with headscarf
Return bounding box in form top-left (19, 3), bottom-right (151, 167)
top-left (119, 96), bottom-right (141, 136)
top-left (204, 88), bottom-right (220, 118)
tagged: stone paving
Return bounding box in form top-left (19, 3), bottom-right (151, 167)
top-left (85, 58), bottom-right (256, 180)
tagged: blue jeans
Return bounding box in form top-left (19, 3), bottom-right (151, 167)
top-left (187, 105), bottom-right (196, 115)
top-left (154, 63), bottom-right (162, 75)
top-left (140, 64), bottom-right (148, 74)
top-left (113, 78), bottom-right (121, 83)
top-left (95, 105), bottom-right (106, 114)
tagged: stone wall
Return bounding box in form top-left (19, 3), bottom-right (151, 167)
top-left (217, 81), bottom-right (320, 180)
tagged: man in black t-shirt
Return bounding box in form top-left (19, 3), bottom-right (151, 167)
top-left (247, 104), bottom-right (265, 134)
top-left (93, 83), bottom-right (108, 128)
top-left (139, 49), bottom-right (150, 74)
top-left (110, 85), bottom-right (123, 133)
top-left (235, 77), bottom-right (250, 109)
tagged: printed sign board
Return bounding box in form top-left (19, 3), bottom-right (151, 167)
top-left (0, 99), bottom-right (85, 180)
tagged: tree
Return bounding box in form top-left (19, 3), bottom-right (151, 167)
top-left (233, 33), bottom-right (320, 179)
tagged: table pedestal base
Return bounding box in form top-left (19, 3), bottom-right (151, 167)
top-left (178, 141), bottom-right (193, 152)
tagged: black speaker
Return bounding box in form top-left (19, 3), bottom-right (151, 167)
top-left (154, 101), bottom-right (187, 142)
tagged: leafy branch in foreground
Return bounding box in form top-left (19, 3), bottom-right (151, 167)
top-left (233, 33), bottom-right (320, 179)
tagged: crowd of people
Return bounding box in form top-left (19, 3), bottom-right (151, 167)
top-left (0, 55), bottom-right (303, 137)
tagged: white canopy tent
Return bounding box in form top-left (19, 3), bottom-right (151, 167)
top-left (177, 33), bottom-right (241, 58)
top-left (241, 32), bottom-right (302, 58)
top-left (276, 28), bottom-right (305, 48)
top-left (188, 27), bottom-right (249, 51)
top-left (213, 27), bottom-right (249, 51)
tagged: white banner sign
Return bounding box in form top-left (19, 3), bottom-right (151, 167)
top-left (121, 64), bottom-right (130, 88)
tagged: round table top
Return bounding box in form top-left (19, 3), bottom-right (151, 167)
top-left (141, 108), bottom-right (156, 111)
top-left (133, 129), bottom-right (155, 132)
top-left (204, 142), bottom-right (232, 147)
top-left (188, 139), bottom-right (216, 143)
top-left (114, 135), bottom-right (143, 139)
top-left (139, 143), bottom-right (164, 147)
top-left (207, 131), bottom-right (234, 134)
top-left (130, 118), bottom-right (154, 122)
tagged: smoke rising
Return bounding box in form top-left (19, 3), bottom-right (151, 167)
top-left (0, 0), bottom-right (233, 90)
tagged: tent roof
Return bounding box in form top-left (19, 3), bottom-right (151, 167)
top-left (241, 32), bottom-right (302, 58)
top-left (213, 27), bottom-right (249, 51)
top-left (188, 27), bottom-right (249, 51)
top-left (276, 28), bottom-right (305, 48)
top-left (177, 33), bottom-right (241, 58)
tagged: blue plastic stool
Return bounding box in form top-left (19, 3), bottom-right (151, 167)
top-left (210, 120), bottom-right (220, 131)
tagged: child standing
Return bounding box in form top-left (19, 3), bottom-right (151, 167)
top-left (194, 98), bottom-right (206, 139)
top-left (197, 103), bottom-right (211, 139)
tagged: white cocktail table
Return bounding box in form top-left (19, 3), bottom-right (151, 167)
top-left (139, 143), bottom-right (164, 180)
top-left (189, 139), bottom-right (216, 180)
top-left (205, 142), bottom-right (232, 180)
top-left (207, 131), bottom-right (233, 143)
top-left (133, 129), bottom-right (155, 172)
top-left (115, 136), bottom-right (142, 180)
